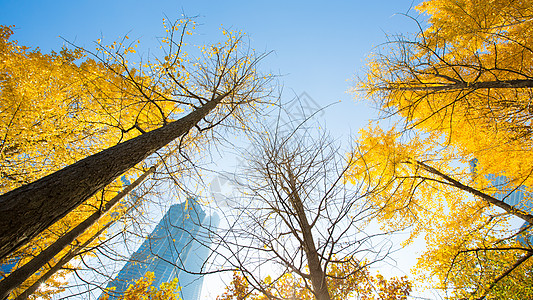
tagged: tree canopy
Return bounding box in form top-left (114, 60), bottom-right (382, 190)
top-left (350, 0), bottom-right (533, 298)
top-left (0, 18), bottom-right (273, 299)
top-left (217, 262), bottom-right (411, 300)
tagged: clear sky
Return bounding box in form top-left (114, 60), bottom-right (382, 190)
top-left (1, 0), bottom-right (433, 299)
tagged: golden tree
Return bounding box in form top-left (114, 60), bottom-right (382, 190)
top-left (100, 272), bottom-right (181, 300)
top-left (0, 18), bottom-right (273, 299)
top-left (350, 0), bottom-right (533, 298)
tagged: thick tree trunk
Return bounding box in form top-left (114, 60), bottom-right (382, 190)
top-left (12, 185), bottom-right (147, 300)
top-left (0, 94), bottom-right (225, 261)
top-left (0, 163), bottom-right (159, 300)
top-left (11, 166), bottom-right (153, 300)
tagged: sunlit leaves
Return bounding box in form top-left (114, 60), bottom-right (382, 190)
top-left (100, 272), bottom-right (181, 300)
top-left (1, 11), bottom-right (274, 298)
top-left (218, 260), bottom-right (411, 300)
top-left (352, 0), bottom-right (533, 298)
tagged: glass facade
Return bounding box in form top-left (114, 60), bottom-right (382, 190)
top-left (102, 198), bottom-right (218, 300)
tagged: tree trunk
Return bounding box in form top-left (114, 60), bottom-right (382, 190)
top-left (287, 171), bottom-right (330, 300)
top-left (0, 163), bottom-right (159, 299)
top-left (0, 94), bottom-right (225, 261)
top-left (414, 160), bottom-right (533, 224)
top-left (394, 79), bottom-right (533, 92)
top-left (12, 182), bottom-right (147, 300)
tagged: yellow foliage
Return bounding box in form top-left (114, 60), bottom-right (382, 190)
top-left (347, 125), bottom-right (465, 243)
top-left (2, 13), bottom-right (272, 298)
top-left (353, 0), bottom-right (533, 297)
top-left (217, 260), bottom-right (411, 300)
top-left (0, 22), bottom-right (179, 297)
top-left (100, 272), bottom-right (181, 300)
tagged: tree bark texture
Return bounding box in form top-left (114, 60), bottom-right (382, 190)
top-left (0, 163), bottom-right (158, 300)
top-left (394, 79), bottom-right (533, 92)
top-left (287, 171), bottom-right (331, 300)
top-left (11, 165), bottom-right (153, 300)
top-left (0, 95), bottom-right (224, 262)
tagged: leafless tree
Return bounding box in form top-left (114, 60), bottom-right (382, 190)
top-left (213, 111), bottom-right (396, 300)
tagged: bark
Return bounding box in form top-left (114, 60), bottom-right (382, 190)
top-left (12, 176), bottom-right (149, 300)
top-left (0, 94), bottom-right (225, 261)
top-left (414, 160), bottom-right (533, 224)
top-left (287, 170), bottom-right (330, 300)
top-left (0, 163), bottom-right (159, 300)
top-left (11, 239), bottom-right (94, 300)
top-left (392, 79), bottom-right (533, 92)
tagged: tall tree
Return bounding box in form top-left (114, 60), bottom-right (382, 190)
top-left (0, 20), bottom-right (273, 265)
top-left (347, 126), bottom-right (533, 298)
top-left (0, 23), bottom-right (162, 285)
top-left (215, 109), bottom-right (402, 300)
top-left (0, 160), bottom-right (161, 299)
top-left (351, 0), bottom-right (533, 298)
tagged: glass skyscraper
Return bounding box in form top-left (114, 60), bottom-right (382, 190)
top-left (102, 198), bottom-right (219, 300)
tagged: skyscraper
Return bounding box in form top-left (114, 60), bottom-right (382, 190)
top-left (102, 198), bottom-right (219, 300)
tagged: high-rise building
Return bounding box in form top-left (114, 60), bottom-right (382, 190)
top-left (470, 159), bottom-right (533, 245)
top-left (102, 198), bottom-right (219, 300)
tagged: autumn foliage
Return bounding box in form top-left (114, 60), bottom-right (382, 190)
top-left (351, 0), bottom-right (533, 298)
top-left (0, 17), bottom-right (272, 299)
top-left (0, 24), bottom-right (146, 297)
top-left (100, 272), bottom-right (181, 300)
top-left (218, 260), bottom-right (411, 300)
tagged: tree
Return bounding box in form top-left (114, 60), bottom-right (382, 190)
top-left (347, 125), bottom-right (533, 298)
top-left (0, 23), bottom-right (166, 297)
top-left (0, 19), bottom-right (273, 263)
top-left (350, 0), bottom-right (533, 298)
top-left (213, 107), bottom-right (407, 300)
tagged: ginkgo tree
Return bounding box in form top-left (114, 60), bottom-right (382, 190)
top-left (0, 23), bottom-right (163, 298)
top-left (100, 272), bottom-right (182, 300)
top-left (0, 17), bottom-right (273, 299)
top-left (350, 0), bottom-right (533, 298)
top-left (211, 103), bottom-right (411, 300)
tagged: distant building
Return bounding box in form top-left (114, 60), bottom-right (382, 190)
top-left (470, 159), bottom-right (533, 245)
top-left (102, 198), bottom-right (219, 300)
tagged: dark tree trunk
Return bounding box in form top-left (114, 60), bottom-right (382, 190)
top-left (395, 79), bottom-right (533, 92)
top-left (10, 163), bottom-right (153, 300)
top-left (0, 95), bottom-right (224, 262)
top-left (0, 163), bottom-right (159, 299)
top-left (414, 160), bottom-right (533, 224)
